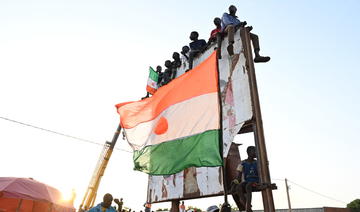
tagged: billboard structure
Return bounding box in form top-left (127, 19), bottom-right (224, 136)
top-left (141, 27), bottom-right (275, 212)
top-left (147, 28), bottom-right (253, 203)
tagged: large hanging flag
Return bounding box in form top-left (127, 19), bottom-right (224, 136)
top-left (146, 67), bottom-right (159, 95)
top-left (116, 52), bottom-right (222, 175)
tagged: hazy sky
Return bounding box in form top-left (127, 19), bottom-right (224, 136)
top-left (1, 0), bottom-right (359, 211)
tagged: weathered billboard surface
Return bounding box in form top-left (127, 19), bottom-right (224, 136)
top-left (147, 29), bottom-right (253, 203)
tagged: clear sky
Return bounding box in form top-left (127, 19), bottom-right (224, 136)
top-left (1, 0), bottom-right (359, 211)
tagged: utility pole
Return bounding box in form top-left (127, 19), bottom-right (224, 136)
top-left (285, 178), bottom-right (292, 212)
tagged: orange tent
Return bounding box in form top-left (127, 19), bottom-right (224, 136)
top-left (0, 177), bottom-right (75, 212)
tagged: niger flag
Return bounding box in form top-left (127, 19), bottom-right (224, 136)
top-left (116, 52), bottom-right (222, 175)
top-left (146, 67), bottom-right (158, 95)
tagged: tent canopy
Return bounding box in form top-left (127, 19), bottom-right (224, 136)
top-left (0, 177), bottom-right (74, 210)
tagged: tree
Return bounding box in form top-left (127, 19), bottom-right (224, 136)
top-left (347, 199), bottom-right (360, 209)
top-left (187, 206), bottom-right (202, 212)
top-left (156, 208), bottom-right (169, 211)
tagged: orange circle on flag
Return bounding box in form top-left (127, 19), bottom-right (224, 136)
top-left (154, 117), bottom-right (168, 135)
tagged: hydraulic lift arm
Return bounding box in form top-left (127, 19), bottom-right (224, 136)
top-left (78, 125), bottom-right (122, 211)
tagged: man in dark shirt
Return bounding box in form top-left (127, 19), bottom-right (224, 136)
top-left (188, 31), bottom-right (207, 70)
top-left (181, 46), bottom-right (190, 61)
top-left (162, 60), bottom-right (173, 85)
top-left (171, 52), bottom-right (181, 79)
top-left (208, 17), bottom-right (223, 59)
top-left (231, 146), bottom-right (259, 212)
top-left (156, 65), bottom-right (163, 87)
top-left (222, 5), bottom-right (270, 63)
top-left (189, 31), bottom-right (207, 51)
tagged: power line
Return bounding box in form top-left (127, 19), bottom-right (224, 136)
top-left (271, 178), bottom-right (285, 181)
top-left (287, 179), bottom-right (347, 204)
top-left (0, 116), bottom-right (132, 153)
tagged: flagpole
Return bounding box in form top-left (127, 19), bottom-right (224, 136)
top-left (215, 50), bottom-right (230, 211)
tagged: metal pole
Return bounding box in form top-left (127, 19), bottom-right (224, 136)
top-left (240, 27), bottom-right (275, 212)
top-left (285, 178), bottom-right (292, 212)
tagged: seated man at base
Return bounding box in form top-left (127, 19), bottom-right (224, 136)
top-left (88, 193), bottom-right (123, 212)
top-left (231, 146), bottom-right (259, 212)
top-left (222, 5), bottom-right (270, 63)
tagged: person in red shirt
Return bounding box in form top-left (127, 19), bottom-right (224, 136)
top-left (209, 17), bottom-right (222, 41)
top-left (208, 17), bottom-right (223, 59)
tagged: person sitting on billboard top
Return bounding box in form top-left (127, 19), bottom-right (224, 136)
top-left (208, 17), bottom-right (223, 59)
top-left (188, 31), bottom-right (207, 70)
top-left (221, 5), bottom-right (270, 63)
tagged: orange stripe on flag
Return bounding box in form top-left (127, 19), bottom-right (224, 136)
top-left (116, 51), bottom-right (218, 129)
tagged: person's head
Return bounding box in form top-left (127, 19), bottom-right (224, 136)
top-left (189, 31), bottom-right (199, 41)
top-left (213, 17), bottom-right (221, 27)
top-left (156, 65), bottom-right (162, 73)
top-left (206, 205), bottom-right (219, 212)
top-left (102, 193), bottom-right (113, 208)
top-left (172, 52), bottom-right (180, 60)
top-left (181, 46), bottom-right (190, 54)
top-left (229, 5), bottom-right (237, 16)
top-left (181, 201), bottom-right (184, 205)
top-left (247, 146), bottom-right (257, 159)
top-left (164, 60), bottom-right (172, 68)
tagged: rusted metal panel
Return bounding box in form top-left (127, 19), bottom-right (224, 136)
top-left (148, 29), bottom-right (252, 203)
top-left (148, 143), bottom-right (241, 203)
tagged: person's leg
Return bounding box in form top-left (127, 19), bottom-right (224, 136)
top-left (249, 33), bottom-right (260, 55)
top-left (188, 51), bottom-right (195, 70)
top-left (249, 32), bottom-right (270, 63)
top-left (225, 25), bottom-right (235, 56)
top-left (245, 183), bottom-right (253, 212)
top-left (237, 182), bottom-right (247, 208)
top-left (142, 92), bottom-right (150, 100)
top-left (188, 50), bottom-right (200, 71)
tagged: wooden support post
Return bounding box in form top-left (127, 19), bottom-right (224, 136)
top-left (171, 200), bottom-right (180, 212)
top-left (241, 27), bottom-right (275, 212)
top-left (285, 178), bottom-right (292, 212)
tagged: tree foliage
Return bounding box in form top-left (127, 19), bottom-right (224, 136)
top-left (156, 208), bottom-right (169, 211)
top-left (347, 199), bottom-right (360, 209)
top-left (187, 206), bottom-right (202, 212)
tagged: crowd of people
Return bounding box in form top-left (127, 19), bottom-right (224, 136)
top-left (143, 5), bottom-right (270, 99)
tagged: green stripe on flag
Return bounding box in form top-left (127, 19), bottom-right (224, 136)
top-left (149, 67), bottom-right (158, 82)
top-left (133, 129), bottom-right (222, 175)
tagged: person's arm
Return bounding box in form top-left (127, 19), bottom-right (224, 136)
top-left (240, 21), bottom-right (247, 27)
top-left (233, 163), bottom-right (243, 184)
top-left (221, 13), bottom-right (231, 27)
